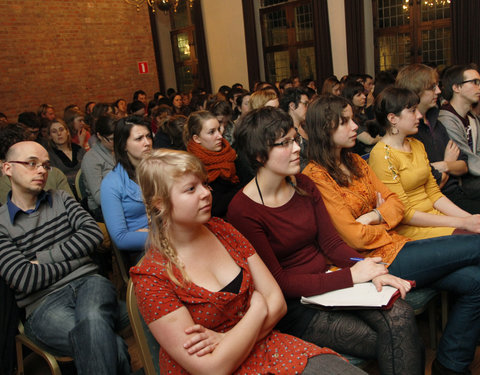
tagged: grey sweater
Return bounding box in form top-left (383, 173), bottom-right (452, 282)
top-left (438, 109), bottom-right (480, 176)
top-left (0, 190), bottom-right (102, 316)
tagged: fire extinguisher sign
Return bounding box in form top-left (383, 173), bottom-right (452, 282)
top-left (138, 62), bottom-right (149, 74)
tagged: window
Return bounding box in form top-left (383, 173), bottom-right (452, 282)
top-left (170, 1), bottom-right (198, 92)
top-left (260, 0), bottom-right (315, 83)
top-left (373, 0), bottom-right (451, 72)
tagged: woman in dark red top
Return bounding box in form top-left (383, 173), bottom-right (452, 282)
top-left (130, 149), bottom-right (366, 375)
top-left (227, 107), bottom-right (423, 374)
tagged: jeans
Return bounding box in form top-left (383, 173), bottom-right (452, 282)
top-left (388, 234), bottom-right (480, 373)
top-left (24, 274), bottom-right (130, 375)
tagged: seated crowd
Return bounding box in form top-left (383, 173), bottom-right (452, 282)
top-left (1, 65), bottom-right (480, 374)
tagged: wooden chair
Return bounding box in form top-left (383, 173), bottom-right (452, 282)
top-left (126, 279), bottom-right (160, 375)
top-left (74, 169), bottom-right (87, 201)
top-left (16, 321), bottom-right (73, 375)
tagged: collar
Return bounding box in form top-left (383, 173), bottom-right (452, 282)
top-left (7, 190), bottom-right (53, 224)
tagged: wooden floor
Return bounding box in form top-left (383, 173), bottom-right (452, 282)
top-left (19, 313), bottom-right (480, 375)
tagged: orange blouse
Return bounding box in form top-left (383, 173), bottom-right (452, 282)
top-left (302, 154), bottom-right (410, 266)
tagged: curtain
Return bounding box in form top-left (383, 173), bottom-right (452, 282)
top-left (242, 0), bottom-right (261, 91)
top-left (451, 0), bottom-right (480, 67)
top-left (313, 0), bottom-right (334, 82)
top-left (344, 0), bottom-right (365, 74)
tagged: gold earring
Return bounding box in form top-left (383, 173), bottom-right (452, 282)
top-left (390, 125), bottom-right (399, 135)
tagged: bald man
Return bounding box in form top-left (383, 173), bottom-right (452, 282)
top-left (0, 141), bottom-right (130, 374)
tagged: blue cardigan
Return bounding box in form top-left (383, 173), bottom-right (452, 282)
top-left (101, 164), bottom-right (148, 252)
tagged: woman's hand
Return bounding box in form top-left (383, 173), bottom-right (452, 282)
top-left (460, 215), bottom-right (480, 233)
top-left (350, 257), bottom-right (388, 284)
top-left (78, 127), bottom-right (87, 146)
top-left (355, 192), bottom-right (385, 225)
top-left (372, 274), bottom-right (412, 298)
top-left (183, 324), bottom-right (225, 356)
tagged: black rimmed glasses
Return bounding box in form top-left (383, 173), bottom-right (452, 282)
top-left (7, 160), bottom-right (52, 171)
top-left (459, 79), bottom-right (480, 86)
top-left (272, 134), bottom-right (302, 148)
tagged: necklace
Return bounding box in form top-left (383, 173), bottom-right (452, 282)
top-left (255, 175), bottom-right (265, 205)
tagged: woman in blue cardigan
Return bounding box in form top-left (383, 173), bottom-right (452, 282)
top-left (101, 116), bottom-right (152, 261)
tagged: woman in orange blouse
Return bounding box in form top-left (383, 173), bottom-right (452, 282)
top-left (302, 94), bottom-right (480, 375)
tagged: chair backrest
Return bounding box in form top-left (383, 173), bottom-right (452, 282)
top-left (74, 169), bottom-right (88, 200)
top-left (126, 280), bottom-right (161, 375)
top-left (111, 240), bottom-right (130, 287)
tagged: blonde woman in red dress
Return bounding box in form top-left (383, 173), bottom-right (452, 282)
top-left (130, 149), bottom-right (366, 375)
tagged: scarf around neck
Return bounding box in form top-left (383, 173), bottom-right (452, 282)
top-left (187, 138), bottom-right (239, 184)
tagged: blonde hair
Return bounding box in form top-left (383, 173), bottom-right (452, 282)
top-left (396, 64), bottom-right (438, 96)
top-left (136, 149), bottom-right (207, 285)
top-left (249, 88), bottom-right (278, 110)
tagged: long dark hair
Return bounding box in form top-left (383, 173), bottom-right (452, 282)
top-left (114, 115), bottom-right (152, 180)
top-left (304, 95), bottom-right (363, 187)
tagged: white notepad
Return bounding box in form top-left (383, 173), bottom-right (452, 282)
top-left (301, 282), bottom-right (398, 308)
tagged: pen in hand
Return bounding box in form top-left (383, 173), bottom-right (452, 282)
top-left (350, 257), bottom-right (390, 266)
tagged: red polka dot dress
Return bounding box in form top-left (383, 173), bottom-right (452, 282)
top-left (131, 218), bottom-right (339, 374)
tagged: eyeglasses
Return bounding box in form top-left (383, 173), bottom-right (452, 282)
top-left (426, 82), bottom-right (439, 91)
top-left (272, 134), bottom-right (302, 148)
top-left (459, 79), bottom-right (480, 86)
top-left (7, 160), bottom-right (52, 171)
top-left (299, 100), bottom-right (309, 107)
top-left (103, 135), bottom-right (114, 143)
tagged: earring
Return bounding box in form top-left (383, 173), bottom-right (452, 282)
top-left (390, 125), bottom-right (399, 135)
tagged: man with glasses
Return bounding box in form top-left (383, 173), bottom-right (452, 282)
top-left (280, 87), bottom-right (309, 170)
top-left (439, 64), bottom-right (480, 199)
top-left (0, 141), bottom-right (130, 375)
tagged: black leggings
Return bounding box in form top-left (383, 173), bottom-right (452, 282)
top-left (300, 299), bottom-right (423, 375)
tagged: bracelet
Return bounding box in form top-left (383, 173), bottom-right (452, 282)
top-left (372, 208), bottom-right (383, 223)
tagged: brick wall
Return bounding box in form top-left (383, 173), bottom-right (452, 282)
top-left (0, 0), bottom-right (159, 120)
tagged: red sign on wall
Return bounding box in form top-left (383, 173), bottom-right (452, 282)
top-left (138, 62), bottom-right (149, 74)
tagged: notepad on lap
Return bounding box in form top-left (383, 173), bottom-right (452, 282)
top-left (301, 282), bottom-right (399, 309)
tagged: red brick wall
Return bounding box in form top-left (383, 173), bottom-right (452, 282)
top-left (0, 0), bottom-right (159, 120)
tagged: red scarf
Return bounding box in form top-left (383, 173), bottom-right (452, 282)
top-left (187, 138), bottom-right (239, 184)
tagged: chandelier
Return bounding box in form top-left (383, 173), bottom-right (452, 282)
top-left (124, 0), bottom-right (193, 15)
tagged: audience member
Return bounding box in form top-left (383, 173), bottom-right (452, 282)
top-left (131, 148), bottom-right (365, 375)
top-left (101, 116), bottom-right (151, 260)
top-left (170, 93), bottom-right (184, 115)
top-left (115, 99), bottom-right (128, 118)
top-left (396, 64), bottom-right (480, 214)
top-left (342, 80), bottom-right (379, 154)
top-left (0, 141), bottom-right (130, 375)
top-left (208, 100), bottom-right (234, 144)
top-left (37, 104), bottom-right (56, 121)
top-left (228, 107), bottom-right (422, 374)
top-left (249, 87), bottom-right (279, 110)
top-left (0, 124), bottom-right (73, 204)
top-left (184, 111), bottom-right (240, 218)
top-left (368, 87), bottom-right (480, 239)
top-left (46, 118), bottom-right (85, 196)
top-left (81, 114), bottom-right (116, 221)
top-left (153, 114), bottom-right (186, 151)
top-left (439, 64), bottom-right (480, 199)
top-left (321, 76), bottom-right (341, 96)
top-left (17, 112), bottom-right (40, 141)
top-left (64, 109), bottom-right (91, 151)
top-left (302, 95), bottom-right (480, 375)
top-left (279, 87), bottom-right (310, 170)
top-left (233, 92), bottom-right (251, 122)
top-left (133, 90), bottom-right (147, 107)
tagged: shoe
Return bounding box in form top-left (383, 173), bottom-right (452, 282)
top-left (431, 358), bottom-right (472, 375)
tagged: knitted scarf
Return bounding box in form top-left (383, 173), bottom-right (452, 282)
top-left (187, 138), bottom-right (239, 184)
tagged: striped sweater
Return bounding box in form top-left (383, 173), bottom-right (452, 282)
top-left (0, 190), bottom-right (103, 315)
